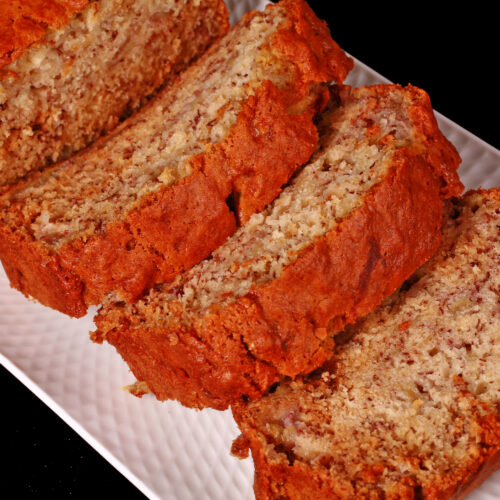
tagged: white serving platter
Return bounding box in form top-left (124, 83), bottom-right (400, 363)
top-left (1, 1), bottom-right (499, 498)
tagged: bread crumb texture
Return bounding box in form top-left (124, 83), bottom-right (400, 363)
top-left (95, 84), bottom-right (462, 410)
top-left (233, 189), bottom-right (500, 499)
top-left (0, 0), bottom-right (230, 186)
top-left (0, 0), bottom-right (353, 316)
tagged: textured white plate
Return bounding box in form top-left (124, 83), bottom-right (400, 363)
top-left (1, 1), bottom-right (499, 499)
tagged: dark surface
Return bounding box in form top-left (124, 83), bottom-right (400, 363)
top-left (307, 2), bottom-right (498, 149)
top-left (3, 365), bottom-right (146, 499)
top-left (2, 2), bottom-right (497, 499)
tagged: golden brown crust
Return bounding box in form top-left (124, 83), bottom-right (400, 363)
top-left (0, 0), bottom-right (352, 316)
top-left (247, 448), bottom-right (369, 499)
top-left (0, 0), bottom-right (90, 71)
top-left (58, 170), bottom-right (237, 309)
top-left (430, 412), bottom-right (500, 500)
top-left (242, 153), bottom-right (447, 375)
top-left (345, 84), bottom-right (463, 198)
top-left (99, 148), bottom-right (459, 409)
top-left (0, 221), bottom-right (87, 316)
top-left (271, 0), bottom-right (353, 105)
top-left (186, 80), bottom-right (320, 224)
top-left (451, 427), bottom-right (500, 500)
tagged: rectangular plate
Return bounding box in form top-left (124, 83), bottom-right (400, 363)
top-left (1, 1), bottom-right (499, 498)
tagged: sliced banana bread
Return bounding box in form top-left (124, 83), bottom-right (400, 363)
top-left (0, 0), bottom-right (229, 188)
top-left (0, 0), bottom-right (353, 317)
top-left (95, 84), bottom-right (463, 410)
top-left (232, 189), bottom-right (500, 500)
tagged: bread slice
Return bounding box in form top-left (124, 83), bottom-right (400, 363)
top-left (95, 84), bottom-right (463, 410)
top-left (232, 189), bottom-right (500, 500)
top-left (0, 0), bottom-right (229, 188)
top-left (0, 0), bottom-right (353, 317)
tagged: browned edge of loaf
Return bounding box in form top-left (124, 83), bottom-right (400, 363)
top-left (95, 84), bottom-right (463, 410)
top-left (231, 192), bottom-right (500, 499)
top-left (0, 0), bottom-right (353, 317)
top-left (0, 0), bottom-right (90, 73)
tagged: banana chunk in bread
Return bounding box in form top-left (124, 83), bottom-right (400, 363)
top-left (232, 189), bottom-right (500, 500)
top-left (0, 0), bottom-right (229, 187)
top-left (0, 0), bottom-right (353, 317)
top-left (95, 84), bottom-right (463, 410)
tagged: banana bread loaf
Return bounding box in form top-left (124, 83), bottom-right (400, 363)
top-left (0, 0), bottom-right (353, 317)
top-left (95, 84), bottom-right (463, 410)
top-left (232, 189), bottom-right (500, 500)
top-left (0, 0), bottom-right (229, 188)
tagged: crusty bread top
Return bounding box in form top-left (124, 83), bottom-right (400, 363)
top-left (0, 0), bottom-right (90, 71)
top-left (232, 189), bottom-right (500, 499)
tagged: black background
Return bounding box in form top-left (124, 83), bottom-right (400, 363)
top-left (3, 1), bottom-right (498, 499)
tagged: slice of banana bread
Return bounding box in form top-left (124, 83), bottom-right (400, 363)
top-left (0, 0), bottom-right (229, 188)
top-left (232, 189), bottom-right (500, 500)
top-left (95, 84), bottom-right (463, 410)
top-left (0, 0), bottom-right (353, 317)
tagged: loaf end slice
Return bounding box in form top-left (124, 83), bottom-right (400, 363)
top-left (95, 84), bottom-right (463, 410)
top-left (232, 189), bottom-right (500, 500)
top-left (0, 0), bottom-right (229, 187)
top-left (0, 0), bottom-right (353, 317)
